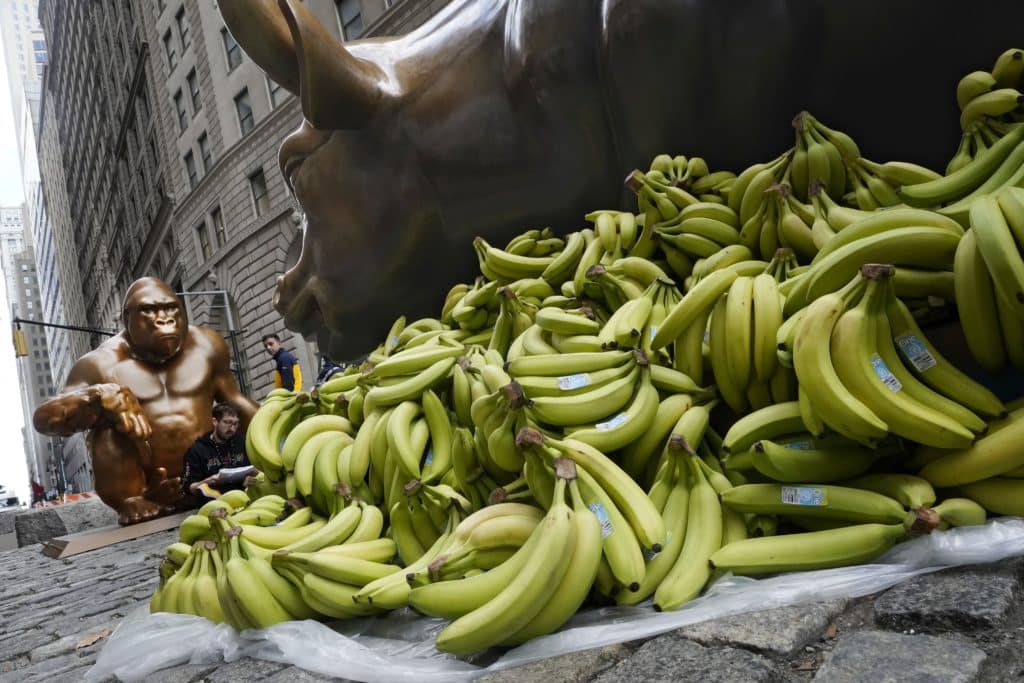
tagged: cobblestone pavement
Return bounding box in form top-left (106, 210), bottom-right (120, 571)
top-left (3, 531), bottom-right (1024, 682)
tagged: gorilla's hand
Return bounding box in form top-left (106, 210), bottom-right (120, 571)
top-left (95, 383), bottom-right (152, 440)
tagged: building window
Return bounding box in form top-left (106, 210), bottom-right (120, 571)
top-left (267, 76), bottom-right (286, 109)
top-left (175, 6), bottom-right (190, 48)
top-left (249, 169), bottom-right (270, 217)
top-left (173, 89), bottom-right (187, 131)
top-left (221, 28), bottom-right (242, 70)
top-left (184, 151), bottom-right (198, 189)
top-left (186, 68), bottom-right (200, 112)
top-left (195, 223), bottom-right (211, 260)
top-left (234, 88), bottom-right (253, 135)
top-left (210, 206), bottom-right (227, 245)
top-left (162, 29), bottom-right (176, 69)
top-left (336, 0), bottom-right (364, 40)
top-left (198, 132), bottom-right (212, 172)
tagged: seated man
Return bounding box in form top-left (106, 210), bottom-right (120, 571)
top-left (181, 403), bottom-right (253, 502)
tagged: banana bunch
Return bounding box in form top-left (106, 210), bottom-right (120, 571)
top-left (782, 208), bottom-right (963, 314)
top-left (429, 461), bottom-right (601, 655)
top-left (788, 111), bottom-right (860, 202)
top-left (899, 121), bottom-right (1024, 222)
top-left (387, 481), bottom-right (475, 567)
top-left (705, 268), bottom-right (797, 414)
top-left (408, 500), bottom-right (543, 582)
top-left (592, 278), bottom-right (680, 354)
top-left (177, 497), bottom-right (246, 544)
top-left (954, 48), bottom-right (1024, 133)
top-left (150, 541), bottom-right (226, 624)
top-left (503, 227), bottom-right (565, 259)
top-left (624, 168), bottom-right (699, 223)
top-left (761, 186), bottom-right (818, 262)
top-left (271, 540), bottom-right (400, 620)
top-left (474, 236), bottom-right (565, 283)
top-left (310, 370), bottom-right (362, 417)
top-left (648, 450), bottom-right (724, 611)
top-left (793, 265), bottom-right (985, 448)
top-left (510, 349), bottom-right (664, 453)
top-left (517, 428), bottom-right (660, 594)
top-left (270, 412), bottom-right (356, 514)
top-left (362, 390), bottom-right (460, 513)
top-left (653, 199), bottom-right (742, 267)
top-left (245, 389), bottom-right (315, 481)
top-left (469, 373), bottom-right (530, 477)
top-left (645, 153), bottom-right (736, 204)
top-left (449, 425), bottom-right (509, 508)
top-left (486, 287), bottom-right (536, 358)
top-left (209, 521), bottom-right (318, 628)
top-left (954, 191), bottom-right (1024, 373)
top-left (356, 495), bottom-right (527, 610)
top-left (224, 492), bottom-right (286, 526)
top-left (947, 119), bottom-right (1019, 175)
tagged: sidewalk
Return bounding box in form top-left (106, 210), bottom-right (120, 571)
top-left (2, 528), bottom-right (1024, 682)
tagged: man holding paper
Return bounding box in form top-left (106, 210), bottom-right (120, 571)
top-left (181, 403), bottom-right (255, 500)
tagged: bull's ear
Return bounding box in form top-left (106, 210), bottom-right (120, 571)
top-left (218, 0), bottom-right (300, 95)
top-left (279, 0), bottom-right (387, 129)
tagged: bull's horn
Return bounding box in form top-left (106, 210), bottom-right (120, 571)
top-left (279, 0), bottom-right (388, 129)
top-left (218, 0), bottom-right (300, 95)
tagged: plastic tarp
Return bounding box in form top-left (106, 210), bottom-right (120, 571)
top-left (86, 517), bottom-right (1024, 683)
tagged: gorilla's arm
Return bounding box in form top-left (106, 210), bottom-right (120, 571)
top-left (33, 348), bottom-right (151, 439)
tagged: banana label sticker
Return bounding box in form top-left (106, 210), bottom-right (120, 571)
top-left (389, 336), bottom-right (400, 348)
top-left (784, 440), bottom-right (813, 450)
top-left (557, 373), bottom-right (591, 391)
top-left (649, 325), bottom-right (659, 340)
top-left (781, 486), bottom-right (828, 506)
top-left (424, 447), bottom-right (433, 466)
top-left (895, 334), bottom-right (937, 372)
top-left (587, 502), bottom-right (614, 538)
top-left (869, 354), bottom-right (902, 392)
top-left (596, 412), bottom-right (629, 431)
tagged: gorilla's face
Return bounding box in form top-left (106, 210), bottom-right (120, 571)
top-left (124, 284), bottom-right (187, 364)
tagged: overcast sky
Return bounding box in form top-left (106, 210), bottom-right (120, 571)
top-left (0, 36), bottom-right (32, 506)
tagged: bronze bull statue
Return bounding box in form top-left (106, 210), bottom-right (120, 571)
top-left (220, 0), bottom-right (1024, 359)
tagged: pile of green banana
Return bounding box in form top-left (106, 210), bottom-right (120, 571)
top-left (150, 46), bottom-right (1024, 657)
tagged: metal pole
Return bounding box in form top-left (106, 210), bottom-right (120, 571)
top-left (175, 289), bottom-right (248, 398)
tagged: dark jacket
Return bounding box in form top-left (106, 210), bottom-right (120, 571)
top-left (273, 347), bottom-right (302, 391)
top-left (181, 432), bottom-right (250, 493)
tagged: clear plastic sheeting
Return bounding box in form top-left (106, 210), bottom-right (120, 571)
top-left (87, 517), bottom-right (1024, 683)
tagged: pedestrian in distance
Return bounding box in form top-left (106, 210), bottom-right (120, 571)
top-left (262, 333), bottom-right (303, 391)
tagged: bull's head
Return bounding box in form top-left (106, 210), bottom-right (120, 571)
top-left (220, 0), bottom-right (414, 360)
top-left (219, 0), bottom-right (618, 360)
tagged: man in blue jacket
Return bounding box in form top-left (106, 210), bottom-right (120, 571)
top-left (262, 333), bottom-right (303, 391)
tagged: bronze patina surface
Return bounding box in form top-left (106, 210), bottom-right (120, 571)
top-left (34, 278), bottom-right (258, 525)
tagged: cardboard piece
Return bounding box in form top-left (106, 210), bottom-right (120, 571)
top-left (41, 511), bottom-right (189, 559)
